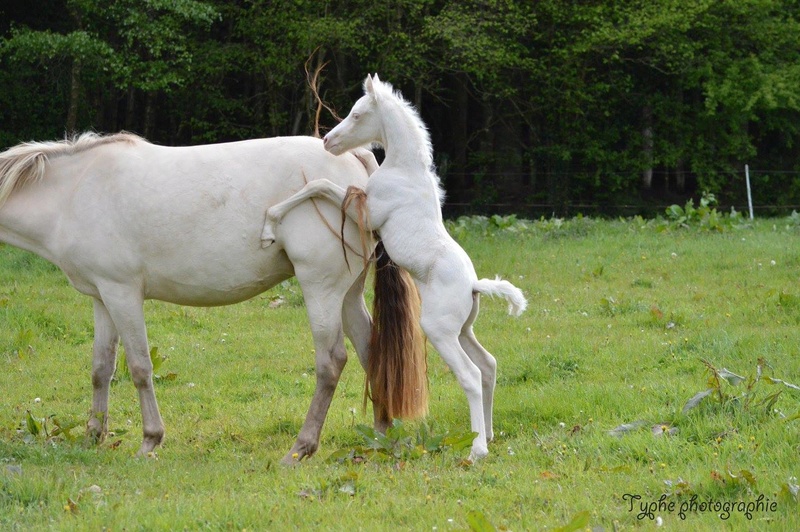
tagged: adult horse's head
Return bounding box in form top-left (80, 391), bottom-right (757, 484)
top-left (323, 74), bottom-right (386, 156)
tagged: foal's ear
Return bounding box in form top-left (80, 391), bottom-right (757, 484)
top-left (364, 74), bottom-right (376, 97)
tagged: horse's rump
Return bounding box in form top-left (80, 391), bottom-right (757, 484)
top-left (340, 188), bottom-right (429, 422)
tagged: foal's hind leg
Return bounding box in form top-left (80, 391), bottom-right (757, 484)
top-left (459, 294), bottom-right (497, 442)
top-left (261, 179), bottom-right (356, 247)
top-left (420, 288), bottom-right (489, 461)
top-left (86, 298), bottom-right (120, 444)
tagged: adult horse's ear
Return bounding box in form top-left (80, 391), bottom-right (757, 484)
top-left (373, 73), bottom-right (381, 83)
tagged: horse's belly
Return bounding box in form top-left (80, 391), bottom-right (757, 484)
top-left (60, 234), bottom-right (295, 306)
top-left (141, 247), bottom-right (295, 306)
top-left (145, 275), bottom-right (287, 306)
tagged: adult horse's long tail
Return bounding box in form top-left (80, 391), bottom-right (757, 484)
top-left (365, 240), bottom-right (429, 423)
top-left (473, 277), bottom-right (528, 317)
top-left (340, 186), bottom-right (428, 424)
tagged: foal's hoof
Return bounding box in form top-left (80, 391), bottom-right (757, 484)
top-left (260, 223), bottom-right (276, 248)
top-left (468, 446), bottom-right (489, 463)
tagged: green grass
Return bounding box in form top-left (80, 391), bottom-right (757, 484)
top-left (1, 217), bottom-right (799, 530)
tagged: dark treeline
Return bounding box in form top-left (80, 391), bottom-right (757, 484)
top-left (2, 0), bottom-right (800, 216)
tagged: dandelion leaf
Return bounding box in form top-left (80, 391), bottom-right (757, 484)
top-left (764, 376), bottom-right (800, 392)
top-left (608, 420), bottom-right (648, 436)
top-left (25, 411), bottom-right (41, 436)
top-left (553, 510), bottom-right (590, 532)
top-left (682, 389), bottom-right (714, 414)
top-left (466, 509), bottom-right (497, 532)
top-left (718, 368), bottom-right (745, 386)
top-left (442, 431), bottom-right (477, 452)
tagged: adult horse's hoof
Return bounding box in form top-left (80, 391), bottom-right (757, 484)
top-left (85, 413), bottom-right (107, 445)
top-left (280, 451), bottom-right (303, 466)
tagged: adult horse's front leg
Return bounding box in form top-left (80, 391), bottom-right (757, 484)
top-left (282, 266), bottom-right (350, 464)
top-left (261, 179), bottom-right (352, 247)
top-left (99, 283), bottom-right (165, 455)
top-left (86, 298), bottom-right (120, 444)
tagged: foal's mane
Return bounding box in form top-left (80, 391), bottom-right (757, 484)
top-left (0, 132), bottom-right (142, 208)
top-left (370, 78), bottom-right (445, 204)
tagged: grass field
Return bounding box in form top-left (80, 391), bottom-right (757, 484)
top-left (1, 215), bottom-right (799, 530)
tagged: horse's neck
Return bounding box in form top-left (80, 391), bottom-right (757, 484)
top-left (0, 190), bottom-right (60, 262)
top-left (380, 103), bottom-right (431, 171)
top-left (379, 103), bottom-right (442, 203)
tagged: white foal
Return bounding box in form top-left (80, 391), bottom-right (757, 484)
top-left (263, 74), bottom-right (527, 461)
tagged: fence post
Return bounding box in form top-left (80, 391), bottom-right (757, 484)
top-left (745, 164), bottom-right (754, 220)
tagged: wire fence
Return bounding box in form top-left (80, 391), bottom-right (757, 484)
top-left (439, 168), bottom-right (800, 219)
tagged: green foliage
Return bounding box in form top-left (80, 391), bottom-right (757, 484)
top-left (682, 358), bottom-right (800, 416)
top-left (445, 214), bottom-right (595, 240)
top-left (114, 346), bottom-right (177, 383)
top-left (610, 357), bottom-right (799, 440)
top-left (423, 0), bottom-right (535, 93)
top-left (18, 411), bottom-right (81, 445)
top-left (327, 419), bottom-right (476, 464)
top-left (465, 509), bottom-right (498, 532)
top-left (2, 28), bottom-right (115, 66)
top-left (552, 510), bottom-right (590, 532)
top-left (658, 192), bottom-right (747, 232)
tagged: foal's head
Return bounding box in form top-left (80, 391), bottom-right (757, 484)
top-left (323, 74), bottom-right (388, 156)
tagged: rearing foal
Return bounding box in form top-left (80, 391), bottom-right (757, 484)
top-left (262, 74), bottom-right (527, 461)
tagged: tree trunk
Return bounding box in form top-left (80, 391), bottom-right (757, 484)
top-left (675, 160), bottom-right (686, 193)
top-left (642, 105), bottom-right (654, 189)
top-left (66, 59), bottom-right (81, 134)
top-left (125, 86), bottom-right (136, 131)
top-left (450, 75), bottom-right (470, 201)
top-left (144, 91), bottom-right (157, 139)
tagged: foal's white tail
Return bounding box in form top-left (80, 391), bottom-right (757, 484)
top-left (473, 277), bottom-right (528, 316)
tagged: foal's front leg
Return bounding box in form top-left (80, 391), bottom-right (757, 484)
top-left (261, 179), bottom-right (352, 247)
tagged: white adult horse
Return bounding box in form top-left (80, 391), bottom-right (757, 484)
top-left (0, 132), bottom-right (415, 463)
top-left (263, 74), bottom-right (528, 461)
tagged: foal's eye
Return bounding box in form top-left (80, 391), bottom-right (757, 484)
top-left (352, 113), bottom-right (360, 120)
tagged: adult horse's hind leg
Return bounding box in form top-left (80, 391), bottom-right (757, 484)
top-left (459, 294), bottom-right (497, 442)
top-left (283, 266), bottom-right (351, 464)
top-left (86, 298), bottom-right (120, 444)
top-left (98, 283), bottom-right (165, 455)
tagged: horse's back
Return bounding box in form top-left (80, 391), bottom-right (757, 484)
top-left (25, 136), bottom-right (369, 305)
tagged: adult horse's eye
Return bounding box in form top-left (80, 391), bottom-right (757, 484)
top-left (352, 113), bottom-right (360, 120)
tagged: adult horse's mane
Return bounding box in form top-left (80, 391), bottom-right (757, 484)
top-left (0, 132), bottom-right (142, 207)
